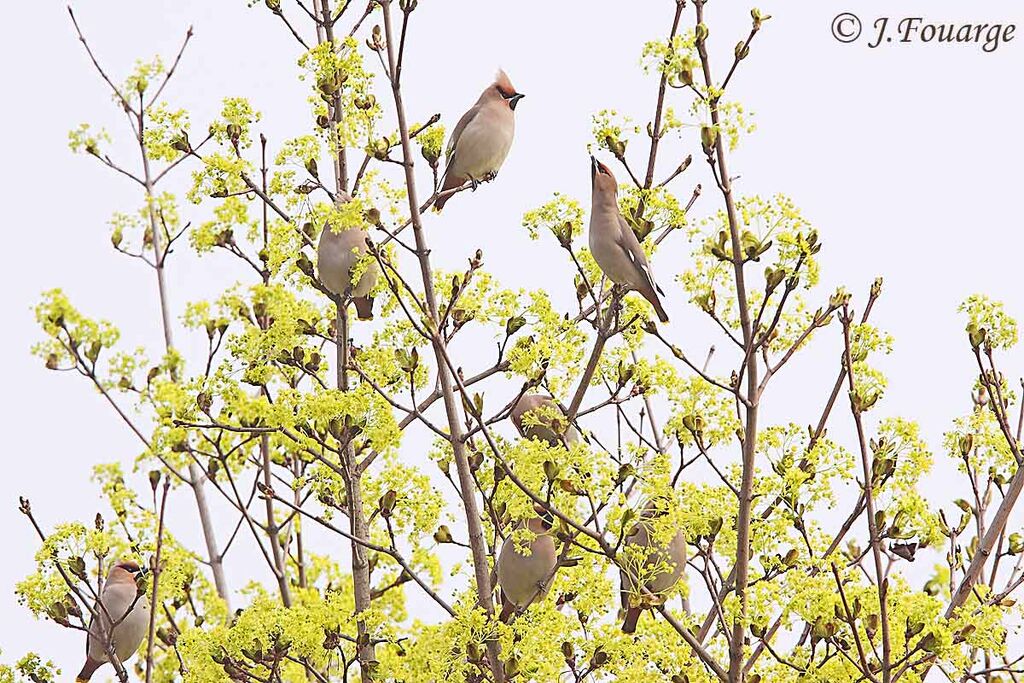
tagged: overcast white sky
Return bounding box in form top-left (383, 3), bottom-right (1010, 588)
top-left (1, 0), bottom-right (1022, 677)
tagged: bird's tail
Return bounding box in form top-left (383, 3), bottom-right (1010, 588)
top-left (498, 596), bottom-right (516, 623)
top-left (77, 657), bottom-right (102, 682)
top-left (434, 174), bottom-right (463, 212)
top-left (640, 287), bottom-right (670, 323)
top-left (353, 296), bottom-right (374, 321)
top-left (621, 606), bottom-right (641, 634)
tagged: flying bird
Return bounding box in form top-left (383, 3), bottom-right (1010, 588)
top-left (435, 69), bottom-right (524, 211)
top-left (76, 560), bottom-right (151, 682)
top-left (496, 511), bottom-right (558, 622)
top-left (619, 501), bottom-right (686, 634)
top-left (317, 192), bottom-right (380, 320)
top-left (589, 156), bottom-right (670, 323)
top-left (510, 394), bottom-right (580, 447)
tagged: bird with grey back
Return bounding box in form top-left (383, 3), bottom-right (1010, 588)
top-left (510, 394), bottom-right (580, 447)
top-left (317, 191), bottom-right (380, 320)
top-left (589, 156), bottom-right (669, 323)
top-left (496, 512), bottom-right (558, 622)
top-left (76, 560), bottom-right (151, 682)
top-left (435, 70), bottom-right (524, 211)
top-left (619, 500), bottom-right (686, 634)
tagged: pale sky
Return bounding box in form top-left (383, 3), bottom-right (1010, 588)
top-left (1, 0), bottom-right (1022, 677)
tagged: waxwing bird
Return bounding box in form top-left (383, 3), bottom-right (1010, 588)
top-left (510, 394), bottom-right (580, 447)
top-left (317, 192), bottom-right (380, 320)
top-left (435, 69), bottom-right (524, 211)
top-left (619, 501), bottom-right (686, 634)
top-left (589, 156), bottom-right (670, 323)
top-left (77, 560), bottom-right (151, 682)
top-left (496, 511), bottom-right (558, 622)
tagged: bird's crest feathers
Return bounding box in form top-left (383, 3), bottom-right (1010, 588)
top-left (115, 560), bottom-right (141, 572)
top-left (494, 68), bottom-right (517, 97)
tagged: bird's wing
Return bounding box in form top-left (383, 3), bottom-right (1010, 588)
top-left (84, 614), bottom-right (94, 656)
top-left (614, 212), bottom-right (660, 293)
top-left (444, 104), bottom-right (480, 167)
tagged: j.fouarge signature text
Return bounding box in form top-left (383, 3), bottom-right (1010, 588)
top-left (868, 17), bottom-right (1016, 52)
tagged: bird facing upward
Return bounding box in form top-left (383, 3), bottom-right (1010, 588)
top-left (435, 69), bottom-right (524, 211)
top-left (76, 560), bottom-right (151, 682)
top-left (589, 156), bottom-right (670, 323)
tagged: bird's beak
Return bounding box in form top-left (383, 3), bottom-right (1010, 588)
top-left (590, 155), bottom-right (598, 181)
top-left (509, 93), bottom-right (525, 110)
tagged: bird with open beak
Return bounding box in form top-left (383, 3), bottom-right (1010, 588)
top-left (495, 505), bottom-right (558, 622)
top-left (76, 560), bottom-right (151, 682)
top-left (589, 156), bottom-right (670, 323)
top-left (435, 69), bottom-right (524, 211)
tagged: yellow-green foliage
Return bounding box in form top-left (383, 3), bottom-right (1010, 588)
top-left (961, 293), bottom-right (1019, 350)
top-left (0, 652), bottom-right (60, 683)
top-left (68, 123), bottom-right (111, 157)
top-left (19, 4), bottom-right (1024, 683)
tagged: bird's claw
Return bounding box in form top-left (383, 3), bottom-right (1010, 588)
top-left (483, 171), bottom-right (498, 182)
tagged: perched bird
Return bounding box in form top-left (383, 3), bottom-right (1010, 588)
top-left (496, 510), bottom-right (558, 622)
top-left (317, 192), bottom-right (380, 320)
top-left (435, 69), bottom-right (524, 211)
top-left (77, 560), bottom-right (151, 682)
top-left (589, 156), bottom-right (670, 323)
top-left (510, 394), bottom-right (580, 447)
top-left (619, 501), bottom-right (686, 634)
